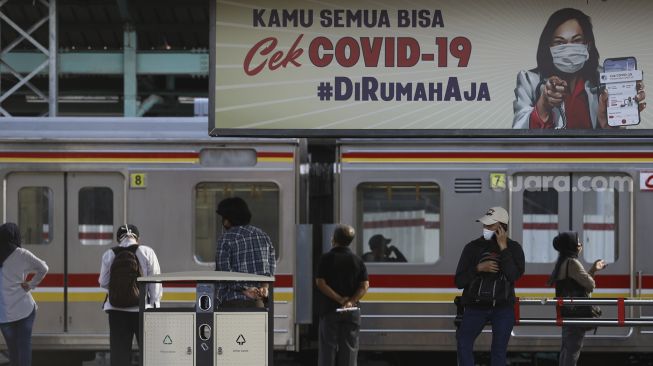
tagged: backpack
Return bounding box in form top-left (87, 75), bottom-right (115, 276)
top-left (464, 272), bottom-right (509, 307)
top-left (108, 245), bottom-right (141, 308)
top-left (462, 244), bottom-right (510, 307)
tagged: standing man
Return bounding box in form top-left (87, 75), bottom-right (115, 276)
top-left (455, 207), bottom-right (525, 366)
top-left (316, 224), bottom-right (369, 366)
top-left (99, 224), bottom-right (162, 366)
top-left (215, 197), bottom-right (276, 308)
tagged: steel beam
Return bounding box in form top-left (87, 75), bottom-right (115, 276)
top-left (123, 26), bottom-right (137, 117)
top-left (0, 0), bottom-right (56, 116)
top-left (49, 0), bottom-right (57, 116)
top-left (0, 51), bottom-right (210, 75)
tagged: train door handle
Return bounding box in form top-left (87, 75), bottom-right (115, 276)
top-left (68, 316), bottom-right (72, 325)
top-left (59, 316), bottom-right (63, 325)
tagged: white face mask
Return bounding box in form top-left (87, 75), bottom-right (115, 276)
top-left (482, 228), bottom-right (495, 241)
top-left (550, 43), bottom-right (589, 73)
top-left (120, 235), bottom-right (137, 245)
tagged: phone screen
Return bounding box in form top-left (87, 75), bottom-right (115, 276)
top-left (603, 57), bottom-right (640, 126)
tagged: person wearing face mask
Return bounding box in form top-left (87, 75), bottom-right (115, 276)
top-left (548, 232), bottom-right (606, 366)
top-left (454, 207), bottom-right (525, 366)
top-left (215, 197), bottom-right (276, 308)
top-left (98, 224), bottom-right (162, 366)
top-left (513, 8), bottom-right (646, 129)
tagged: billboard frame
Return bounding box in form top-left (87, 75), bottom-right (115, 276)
top-left (208, 1), bottom-right (652, 138)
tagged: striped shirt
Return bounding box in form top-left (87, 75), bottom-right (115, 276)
top-left (215, 225), bottom-right (276, 303)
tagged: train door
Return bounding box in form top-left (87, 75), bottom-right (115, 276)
top-left (6, 173), bottom-right (65, 333)
top-left (511, 173), bottom-right (632, 340)
top-left (635, 171), bottom-right (653, 337)
top-left (5, 172), bottom-right (124, 334)
top-left (66, 172), bottom-right (124, 333)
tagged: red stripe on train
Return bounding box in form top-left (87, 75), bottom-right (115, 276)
top-left (363, 219), bottom-right (440, 229)
top-left (524, 223), bottom-right (615, 230)
top-left (39, 273), bottom-right (294, 288)
top-left (78, 233), bottom-right (113, 240)
top-left (256, 152), bottom-right (294, 158)
top-left (0, 152), bottom-right (198, 159)
top-left (368, 274), bottom-right (632, 289)
top-left (32, 273), bottom-right (639, 290)
top-left (342, 152), bottom-right (653, 159)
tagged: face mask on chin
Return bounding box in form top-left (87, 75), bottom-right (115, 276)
top-left (120, 235), bottom-right (137, 245)
top-left (482, 228), bottom-right (495, 241)
top-left (550, 43), bottom-right (589, 74)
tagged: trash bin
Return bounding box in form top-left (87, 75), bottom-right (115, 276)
top-left (138, 271), bottom-right (274, 366)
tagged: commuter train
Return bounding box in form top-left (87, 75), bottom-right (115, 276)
top-left (1, 117), bottom-right (653, 358)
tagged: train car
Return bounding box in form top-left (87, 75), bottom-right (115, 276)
top-left (0, 118), bottom-right (302, 353)
top-left (337, 137), bottom-right (653, 353)
top-left (2, 118), bottom-right (653, 358)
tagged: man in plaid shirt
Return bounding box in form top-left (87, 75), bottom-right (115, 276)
top-left (215, 196), bottom-right (276, 308)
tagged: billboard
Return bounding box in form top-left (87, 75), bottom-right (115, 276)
top-left (210, 0), bottom-right (651, 136)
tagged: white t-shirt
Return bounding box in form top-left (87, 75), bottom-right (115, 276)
top-left (98, 240), bottom-right (162, 312)
top-left (0, 248), bottom-right (48, 323)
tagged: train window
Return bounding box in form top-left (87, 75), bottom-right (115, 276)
top-left (522, 189), bottom-right (558, 263)
top-left (78, 187), bottom-right (114, 245)
top-left (194, 183), bottom-right (280, 263)
top-left (582, 189), bottom-right (617, 264)
top-left (356, 183), bottom-right (440, 263)
top-left (18, 187), bottom-right (53, 245)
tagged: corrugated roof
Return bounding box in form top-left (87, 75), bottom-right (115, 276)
top-left (1, 0), bottom-right (209, 51)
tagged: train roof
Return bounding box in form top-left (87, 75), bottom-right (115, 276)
top-left (0, 117), bottom-right (298, 144)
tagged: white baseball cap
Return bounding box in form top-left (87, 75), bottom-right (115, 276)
top-left (476, 206), bottom-right (509, 225)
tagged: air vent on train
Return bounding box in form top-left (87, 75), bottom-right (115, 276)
top-left (455, 178), bottom-right (482, 193)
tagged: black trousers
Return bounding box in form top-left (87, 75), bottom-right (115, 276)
top-left (107, 310), bottom-right (140, 366)
top-left (318, 310), bottom-right (361, 366)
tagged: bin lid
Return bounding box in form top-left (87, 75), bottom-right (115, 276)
top-left (138, 270), bottom-right (274, 283)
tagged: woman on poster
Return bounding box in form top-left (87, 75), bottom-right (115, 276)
top-left (513, 8), bottom-right (645, 129)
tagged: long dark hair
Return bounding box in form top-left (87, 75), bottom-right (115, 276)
top-left (0, 222), bottom-right (21, 266)
top-left (547, 231), bottom-right (580, 286)
top-left (536, 8), bottom-right (600, 86)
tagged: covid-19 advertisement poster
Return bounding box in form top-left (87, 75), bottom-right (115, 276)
top-left (210, 0), bottom-right (651, 136)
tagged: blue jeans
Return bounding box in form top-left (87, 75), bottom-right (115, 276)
top-left (0, 307), bottom-right (36, 366)
top-left (456, 306), bottom-right (514, 366)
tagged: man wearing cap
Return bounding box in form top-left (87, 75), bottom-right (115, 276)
top-left (362, 234), bottom-right (407, 262)
top-left (454, 207), bottom-right (525, 366)
top-left (215, 196), bottom-right (276, 308)
top-left (99, 224), bottom-right (162, 366)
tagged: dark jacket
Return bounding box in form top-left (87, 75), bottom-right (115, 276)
top-left (455, 236), bottom-right (525, 307)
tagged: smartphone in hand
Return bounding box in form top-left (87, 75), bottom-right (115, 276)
top-left (602, 57), bottom-right (641, 126)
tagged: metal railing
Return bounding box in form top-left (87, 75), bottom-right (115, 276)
top-left (513, 298), bottom-right (653, 327)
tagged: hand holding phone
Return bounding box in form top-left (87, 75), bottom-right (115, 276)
top-left (602, 57), bottom-right (643, 126)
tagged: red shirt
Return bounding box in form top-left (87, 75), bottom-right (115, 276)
top-left (529, 78), bottom-right (592, 129)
